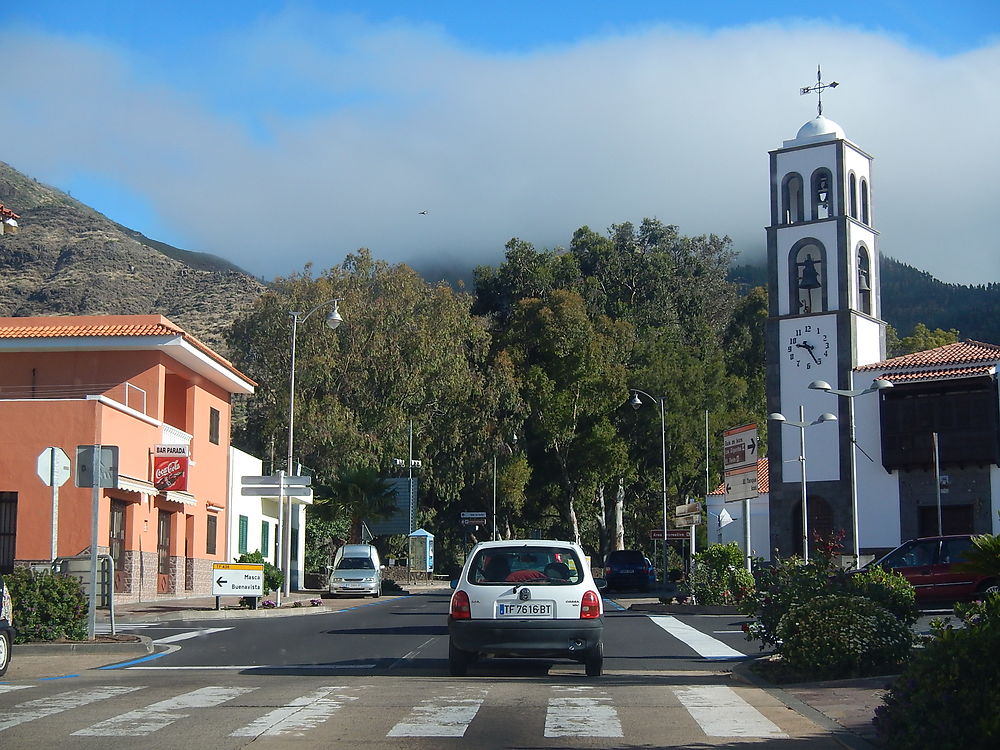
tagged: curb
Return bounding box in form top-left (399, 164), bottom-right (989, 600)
top-left (729, 659), bottom-right (881, 750)
top-left (15, 634), bottom-right (154, 657)
top-left (628, 602), bottom-right (743, 616)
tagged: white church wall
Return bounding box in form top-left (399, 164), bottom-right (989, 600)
top-left (706, 493), bottom-right (771, 562)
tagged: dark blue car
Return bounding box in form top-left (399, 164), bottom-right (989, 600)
top-left (604, 550), bottom-right (653, 592)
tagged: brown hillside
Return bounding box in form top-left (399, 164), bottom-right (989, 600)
top-left (0, 161), bottom-right (266, 352)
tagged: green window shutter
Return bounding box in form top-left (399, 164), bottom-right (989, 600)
top-left (238, 515), bottom-right (248, 555)
top-left (261, 521), bottom-right (269, 555)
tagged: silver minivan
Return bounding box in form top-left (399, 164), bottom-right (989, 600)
top-left (328, 544), bottom-right (383, 597)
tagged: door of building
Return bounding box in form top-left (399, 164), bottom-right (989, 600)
top-left (109, 500), bottom-right (126, 592)
top-left (157, 509), bottom-right (172, 593)
top-left (0, 492), bottom-right (16, 574)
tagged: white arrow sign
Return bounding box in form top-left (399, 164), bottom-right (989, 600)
top-left (212, 563), bottom-right (264, 597)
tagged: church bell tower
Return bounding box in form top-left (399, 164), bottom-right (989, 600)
top-left (765, 69), bottom-right (888, 557)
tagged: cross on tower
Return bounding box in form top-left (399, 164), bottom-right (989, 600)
top-left (800, 65), bottom-right (839, 116)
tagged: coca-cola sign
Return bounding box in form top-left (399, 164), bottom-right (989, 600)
top-left (153, 455), bottom-right (189, 491)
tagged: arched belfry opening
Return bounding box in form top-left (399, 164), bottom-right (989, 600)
top-left (811, 168), bottom-right (834, 220)
top-left (789, 241), bottom-right (827, 314)
top-left (857, 245), bottom-right (872, 315)
top-left (782, 172), bottom-right (805, 224)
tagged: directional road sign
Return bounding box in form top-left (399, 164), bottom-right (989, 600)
top-left (37, 447), bottom-right (71, 487)
top-left (241, 485), bottom-right (313, 497)
top-left (723, 423), bottom-right (759, 472)
top-left (241, 475), bottom-right (312, 486)
top-left (674, 502), bottom-right (701, 517)
top-left (725, 464), bottom-right (760, 502)
top-left (212, 563), bottom-right (264, 597)
top-left (650, 528), bottom-right (691, 540)
top-left (461, 511), bottom-right (487, 526)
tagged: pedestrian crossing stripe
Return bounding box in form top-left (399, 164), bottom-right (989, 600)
top-left (0, 682), bottom-right (794, 740)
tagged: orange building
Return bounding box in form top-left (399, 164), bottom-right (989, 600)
top-left (0, 315), bottom-right (255, 602)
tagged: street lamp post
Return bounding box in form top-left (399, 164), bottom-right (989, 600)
top-left (808, 377), bottom-right (893, 567)
top-left (630, 389), bottom-right (668, 584)
top-left (285, 298), bottom-right (343, 597)
top-left (769, 406), bottom-right (837, 562)
top-left (492, 432), bottom-right (517, 541)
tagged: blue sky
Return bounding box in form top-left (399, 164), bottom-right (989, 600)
top-left (2, 2), bottom-right (998, 284)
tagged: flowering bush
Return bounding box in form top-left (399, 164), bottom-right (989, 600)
top-left (688, 543), bottom-right (755, 606)
top-left (5, 568), bottom-right (87, 643)
top-left (874, 594), bottom-right (1000, 748)
top-left (261, 599), bottom-right (277, 608)
top-left (310, 599), bottom-right (323, 607)
top-left (776, 594), bottom-right (913, 679)
top-left (740, 554), bottom-right (837, 649)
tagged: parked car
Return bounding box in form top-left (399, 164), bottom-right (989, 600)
top-left (604, 549), bottom-right (651, 592)
top-left (328, 544), bottom-right (383, 597)
top-left (644, 556), bottom-right (657, 589)
top-left (448, 539), bottom-right (605, 677)
top-left (1, 572), bottom-right (14, 677)
top-left (865, 534), bottom-right (999, 604)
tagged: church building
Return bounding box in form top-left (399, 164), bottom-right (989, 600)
top-left (764, 75), bottom-right (1000, 562)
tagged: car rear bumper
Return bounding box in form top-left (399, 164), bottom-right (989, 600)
top-left (449, 617), bottom-right (603, 658)
top-left (329, 582), bottom-right (379, 595)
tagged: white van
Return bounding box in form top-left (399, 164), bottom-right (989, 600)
top-left (328, 544), bottom-right (383, 597)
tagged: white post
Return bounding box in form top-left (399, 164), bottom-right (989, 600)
top-left (49, 448), bottom-right (59, 562)
top-left (933, 432), bottom-right (942, 535)
top-left (799, 405), bottom-right (809, 563)
top-left (87, 444), bottom-right (100, 640)
top-left (847, 372), bottom-right (861, 567)
top-left (743, 496), bottom-right (752, 572)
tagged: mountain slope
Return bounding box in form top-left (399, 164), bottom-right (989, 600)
top-left (0, 161), bottom-right (266, 352)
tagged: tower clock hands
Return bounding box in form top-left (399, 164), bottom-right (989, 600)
top-left (795, 341), bottom-right (821, 365)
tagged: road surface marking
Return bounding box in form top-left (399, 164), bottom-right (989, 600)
top-left (0, 686), bottom-right (33, 695)
top-left (545, 685), bottom-right (623, 737)
top-left (387, 687), bottom-right (487, 737)
top-left (72, 686), bottom-right (256, 736)
top-left (152, 627), bottom-right (232, 644)
top-left (0, 686), bottom-right (143, 732)
top-left (673, 686), bottom-right (787, 737)
top-left (649, 615), bottom-right (746, 659)
top-left (125, 663), bottom-right (377, 670)
top-left (231, 686), bottom-right (357, 737)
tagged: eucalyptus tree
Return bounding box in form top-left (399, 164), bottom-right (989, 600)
top-left (226, 250), bottom-right (522, 551)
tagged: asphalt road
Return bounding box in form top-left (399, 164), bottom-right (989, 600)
top-left (0, 591), bottom-right (847, 748)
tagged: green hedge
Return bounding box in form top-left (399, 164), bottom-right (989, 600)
top-left (874, 594), bottom-right (1000, 748)
top-left (5, 568), bottom-right (88, 643)
top-left (689, 543), bottom-right (755, 606)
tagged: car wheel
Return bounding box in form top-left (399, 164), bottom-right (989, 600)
top-left (448, 639), bottom-right (471, 677)
top-left (584, 642), bottom-right (603, 677)
top-left (978, 579), bottom-right (1000, 596)
top-left (0, 631), bottom-right (10, 678)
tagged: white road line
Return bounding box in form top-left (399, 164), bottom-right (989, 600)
top-left (649, 615), bottom-right (746, 659)
top-left (0, 686), bottom-right (143, 732)
top-left (72, 686), bottom-right (256, 736)
top-left (545, 685), bottom-right (623, 738)
top-left (673, 686), bottom-right (787, 738)
top-left (126, 663), bottom-right (377, 670)
top-left (231, 686), bottom-right (357, 737)
top-left (0, 686), bottom-right (33, 695)
top-left (387, 687), bottom-right (487, 737)
top-left (152, 627), bottom-right (233, 644)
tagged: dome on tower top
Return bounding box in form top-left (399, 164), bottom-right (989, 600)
top-left (785, 115), bottom-right (846, 146)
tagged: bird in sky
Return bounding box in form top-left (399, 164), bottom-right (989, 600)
top-left (417, 210), bottom-right (428, 215)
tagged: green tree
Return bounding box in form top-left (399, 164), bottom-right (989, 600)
top-left (890, 322), bottom-right (961, 357)
top-left (315, 467), bottom-right (397, 543)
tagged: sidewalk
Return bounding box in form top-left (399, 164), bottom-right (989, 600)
top-left (4, 582), bottom-right (892, 748)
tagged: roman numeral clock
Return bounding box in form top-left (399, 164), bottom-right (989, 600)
top-left (764, 69), bottom-right (887, 558)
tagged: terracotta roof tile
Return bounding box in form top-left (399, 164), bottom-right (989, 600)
top-left (0, 201), bottom-right (19, 219)
top-left (857, 340), bottom-right (1000, 371)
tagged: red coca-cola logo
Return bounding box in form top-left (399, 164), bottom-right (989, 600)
top-left (153, 456), bottom-right (188, 491)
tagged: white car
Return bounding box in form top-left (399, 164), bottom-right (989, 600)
top-left (448, 539), bottom-right (605, 677)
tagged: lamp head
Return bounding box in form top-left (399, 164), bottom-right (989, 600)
top-left (872, 378), bottom-right (893, 391)
top-left (768, 412), bottom-right (786, 423)
top-left (325, 300), bottom-right (343, 330)
top-left (817, 412), bottom-right (838, 423)
top-left (629, 392), bottom-right (642, 411)
top-left (808, 380), bottom-right (833, 392)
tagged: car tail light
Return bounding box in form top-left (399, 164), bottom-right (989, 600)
top-left (450, 589), bottom-right (471, 620)
top-left (604, 567), bottom-right (611, 577)
top-left (580, 590), bottom-right (601, 619)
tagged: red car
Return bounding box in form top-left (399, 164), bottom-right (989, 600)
top-left (867, 535), bottom-right (999, 604)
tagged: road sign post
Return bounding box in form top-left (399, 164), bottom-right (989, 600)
top-left (37, 447), bottom-right (71, 562)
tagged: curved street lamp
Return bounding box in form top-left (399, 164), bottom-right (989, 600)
top-left (809, 377), bottom-right (893, 567)
top-left (768, 406), bottom-right (837, 562)
top-left (283, 298), bottom-right (343, 596)
top-left (630, 389), bottom-right (668, 582)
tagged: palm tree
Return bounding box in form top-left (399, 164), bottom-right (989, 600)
top-left (315, 467), bottom-right (398, 543)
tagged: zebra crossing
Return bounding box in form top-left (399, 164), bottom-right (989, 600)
top-left (0, 679), bottom-right (794, 743)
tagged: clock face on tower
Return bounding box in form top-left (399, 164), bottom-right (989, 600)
top-left (786, 323), bottom-right (832, 371)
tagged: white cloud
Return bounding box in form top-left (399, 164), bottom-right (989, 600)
top-left (1, 17), bottom-right (997, 285)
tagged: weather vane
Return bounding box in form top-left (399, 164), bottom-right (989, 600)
top-left (800, 65), bottom-right (839, 117)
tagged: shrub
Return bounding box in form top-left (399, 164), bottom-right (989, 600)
top-left (5, 568), bottom-right (88, 643)
top-left (874, 594), bottom-right (1000, 748)
top-left (689, 543), bottom-right (755, 606)
top-left (846, 564), bottom-right (918, 626)
top-left (776, 594), bottom-right (913, 679)
top-left (236, 550), bottom-right (284, 594)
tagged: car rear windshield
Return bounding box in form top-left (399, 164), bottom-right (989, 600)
top-left (606, 551), bottom-right (645, 565)
top-left (468, 546), bottom-right (584, 585)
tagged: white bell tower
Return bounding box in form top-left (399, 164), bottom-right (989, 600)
top-left (765, 69), bottom-right (888, 557)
